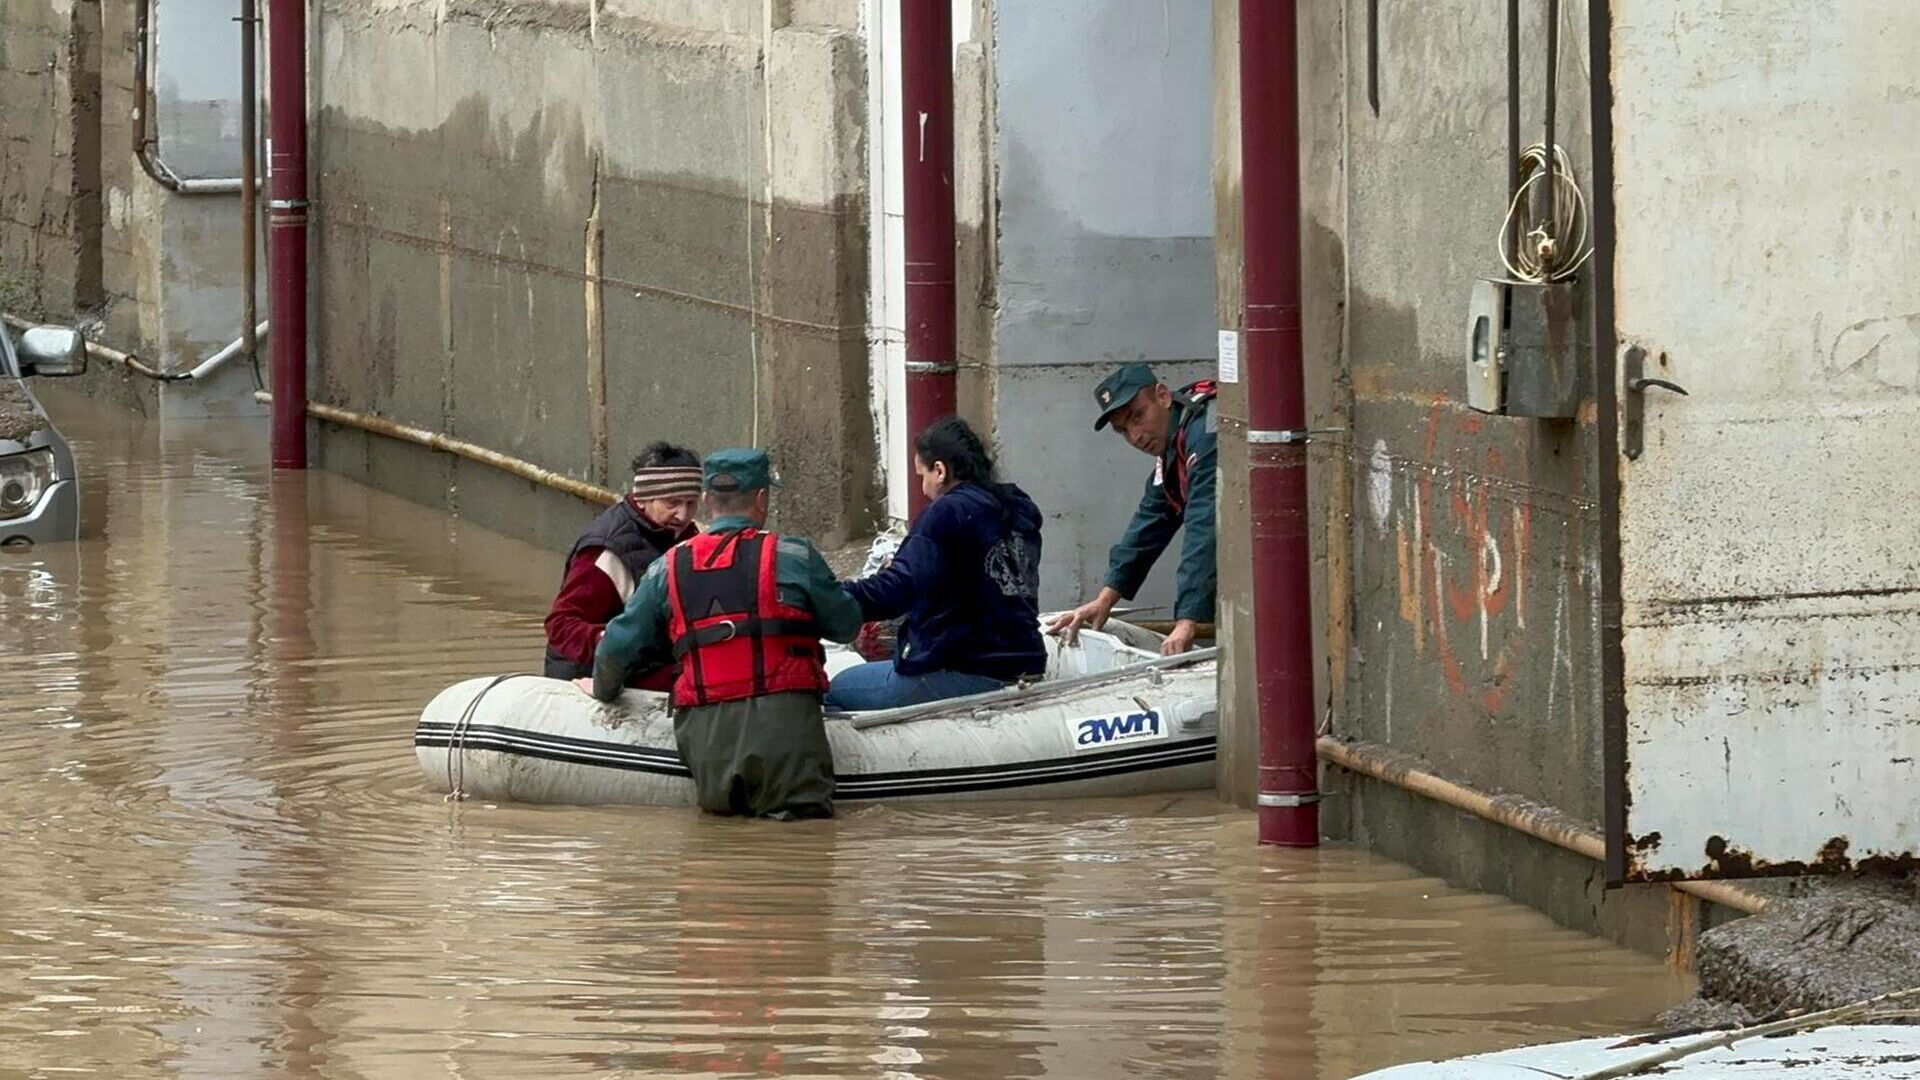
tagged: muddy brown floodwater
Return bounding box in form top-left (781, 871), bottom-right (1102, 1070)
top-left (0, 389), bottom-right (1689, 1079)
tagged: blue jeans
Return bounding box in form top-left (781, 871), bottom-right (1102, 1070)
top-left (824, 661), bottom-right (1007, 711)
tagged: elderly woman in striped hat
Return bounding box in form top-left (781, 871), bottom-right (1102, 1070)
top-left (543, 442), bottom-right (703, 689)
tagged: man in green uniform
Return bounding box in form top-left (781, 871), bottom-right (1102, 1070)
top-left (1047, 363), bottom-right (1218, 656)
top-left (586, 448), bottom-right (865, 819)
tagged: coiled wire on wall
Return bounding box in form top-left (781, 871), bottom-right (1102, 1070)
top-left (1497, 0), bottom-right (1591, 284)
top-left (1498, 142), bottom-right (1593, 283)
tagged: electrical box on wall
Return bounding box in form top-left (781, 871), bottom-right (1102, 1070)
top-left (1466, 280), bottom-right (1506, 413)
top-left (1464, 278), bottom-right (1587, 419)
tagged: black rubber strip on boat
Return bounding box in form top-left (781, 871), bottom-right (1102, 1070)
top-left (416, 722), bottom-right (1216, 801)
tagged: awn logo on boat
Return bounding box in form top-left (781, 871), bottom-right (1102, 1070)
top-left (1071, 709), bottom-right (1165, 749)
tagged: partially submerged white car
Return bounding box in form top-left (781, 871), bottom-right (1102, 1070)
top-left (0, 320), bottom-right (87, 546)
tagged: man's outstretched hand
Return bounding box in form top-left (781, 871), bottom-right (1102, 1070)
top-left (1160, 619), bottom-right (1198, 656)
top-left (1046, 588), bottom-right (1122, 646)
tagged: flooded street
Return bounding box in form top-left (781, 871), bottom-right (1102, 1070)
top-left (0, 390), bottom-right (1688, 1079)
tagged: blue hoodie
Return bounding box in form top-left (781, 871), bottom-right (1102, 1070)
top-left (845, 481), bottom-right (1046, 680)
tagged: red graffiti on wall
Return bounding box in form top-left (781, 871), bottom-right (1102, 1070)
top-left (1396, 401), bottom-right (1535, 714)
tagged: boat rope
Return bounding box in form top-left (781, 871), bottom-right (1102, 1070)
top-left (445, 674), bottom-right (522, 802)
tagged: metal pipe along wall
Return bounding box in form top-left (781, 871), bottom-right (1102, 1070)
top-left (1239, 0), bottom-right (1320, 847)
top-left (266, 0), bottom-right (309, 468)
top-left (899, 0), bottom-right (957, 522)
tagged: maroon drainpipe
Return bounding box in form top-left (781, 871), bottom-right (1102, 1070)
top-left (266, 0), bottom-right (309, 469)
top-left (900, 0), bottom-right (956, 522)
top-left (1240, 0), bottom-right (1319, 846)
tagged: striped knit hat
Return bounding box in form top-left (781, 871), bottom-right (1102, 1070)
top-left (629, 466), bottom-right (703, 501)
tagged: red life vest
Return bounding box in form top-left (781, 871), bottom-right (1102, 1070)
top-left (664, 528), bottom-right (828, 708)
top-left (1164, 380), bottom-right (1218, 516)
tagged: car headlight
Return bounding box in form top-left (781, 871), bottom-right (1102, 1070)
top-left (0, 449), bottom-right (56, 520)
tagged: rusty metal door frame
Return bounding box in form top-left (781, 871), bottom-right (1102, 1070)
top-left (1586, 0), bottom-right (1633, 887)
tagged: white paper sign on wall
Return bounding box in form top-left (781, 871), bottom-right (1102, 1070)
top-left (1218, 329), bottom-right (1240, 384)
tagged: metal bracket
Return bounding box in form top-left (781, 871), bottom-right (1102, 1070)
top-left (1257, 792), bottom-right (1323, 808)
top-left (1248, 427), bottom-right (1345, 445)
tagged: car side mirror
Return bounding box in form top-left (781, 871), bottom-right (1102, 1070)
top-left (17, 326), bottom-right (87, 377)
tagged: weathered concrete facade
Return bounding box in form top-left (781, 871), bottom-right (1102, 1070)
top-left (1207, 0), bottom-right (1618, 937)
top-left (8, 0), bottom-right (1216, 588)
top-left (1213, 0), bottom-right (1920, 947)
top-left (858, 0), bottom-right (1222, 611)
top-left (2, 0), bottom-right (263, 416)
top-left (1, 0), bottom-right (102, 314)
top-left (14, 0), bottom-right (1908, 947)
top-left (964, 0), bottom-right (1219, 612)
top-left (5, 0), bottom-right (877, 544)
top-left (309, 0), bottom-right (876, 550)
top-left (1312, 0), bottom-right (1611, 917)
top-left (1207, 0), bottom-right (1716, 948)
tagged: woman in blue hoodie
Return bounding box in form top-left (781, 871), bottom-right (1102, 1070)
top-left (827, 417), bottom-right (1047, 710)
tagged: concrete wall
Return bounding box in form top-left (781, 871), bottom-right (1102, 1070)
top-left (1331, 0), bottom-right (1604, 825)
top-left (0, 0), bottom-right (260, 417)
top-left (1211, 0), bottom-right (1705, 947)
top-left (0, 0), bottom-right (100, 315)
top-left (309, 0), bottom-right (877, 552)
top-left (8, 0), bottom-right (873, 532)
top-left (13, 0), bottom-right (1210, 582)
top-left (982, 0), bottom-right (1218, 611)
top-left (873, 0), bottom-right (1218, 613)
top-left (93, 0), bottom-right (138, 348)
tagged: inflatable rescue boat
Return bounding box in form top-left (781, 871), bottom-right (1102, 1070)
top-left (415, 619), bottom-right (1217, 804)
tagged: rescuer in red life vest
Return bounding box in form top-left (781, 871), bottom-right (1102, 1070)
top-left (581, 448), bottom-right (865, 819)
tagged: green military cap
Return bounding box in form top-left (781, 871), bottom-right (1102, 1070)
top-left (702, 447), bottom-right (780, 493)
top-left (1092, 362), bottom-right (1160, 430)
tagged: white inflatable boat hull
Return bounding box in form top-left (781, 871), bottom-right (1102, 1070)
top-left (415, 625), bottom-right (1218, 805)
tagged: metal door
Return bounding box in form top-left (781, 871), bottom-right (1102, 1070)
top-left (1604, 1), bottom-right (1920, 880)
